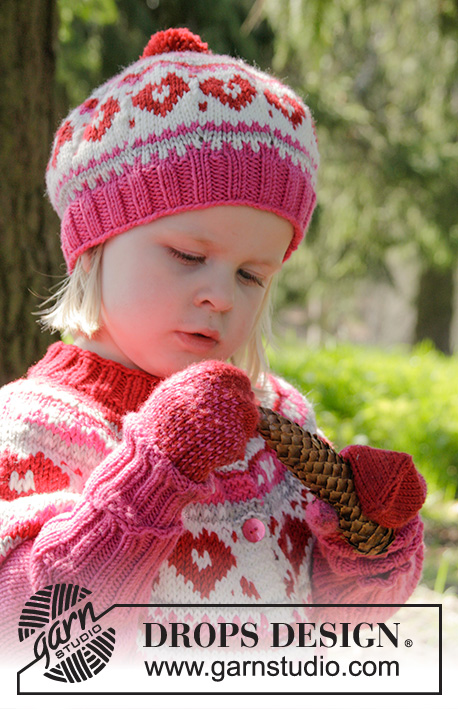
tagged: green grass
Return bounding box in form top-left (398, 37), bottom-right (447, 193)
top-left (268, 336), bottom-right (458, 593)
top-left (268, 336), bottom-right (458, 500)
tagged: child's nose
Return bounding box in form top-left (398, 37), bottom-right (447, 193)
top-left (194, 274), bottom-right (234, 312)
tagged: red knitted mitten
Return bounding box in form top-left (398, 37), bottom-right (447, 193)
top-left (339, 445), bottom-right (427, 529)
top-left (127, 360), bottom-right (259, 482)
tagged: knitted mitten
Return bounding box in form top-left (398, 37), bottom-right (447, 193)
top-left (339, 445), bottom-right (427, 529)
top-left (125, 360), bottom-right (259, 482)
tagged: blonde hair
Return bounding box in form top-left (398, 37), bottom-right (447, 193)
top-left (39, 246), bottom-right (103, 340)
top-left (38, 245), bottom-right (275, 387)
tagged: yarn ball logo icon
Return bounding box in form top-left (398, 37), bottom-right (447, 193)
top-left (18, 583), bottom-right (116, 683)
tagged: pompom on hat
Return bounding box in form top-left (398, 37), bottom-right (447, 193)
top-left (46, 28), bottom-right (319, 273)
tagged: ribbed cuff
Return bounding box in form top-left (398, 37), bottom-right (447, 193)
top-left (85, 434), bottom-right (214, 531)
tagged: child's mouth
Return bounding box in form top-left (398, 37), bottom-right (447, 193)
top-left (175, 331), bottom-right (220, 353)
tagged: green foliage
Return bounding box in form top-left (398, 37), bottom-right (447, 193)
top-left (57, 0), bottom-right (120, 105)
top-left (268, 337), bottom-right (458, 499)
top-left (260, 0), bottom-right (458, 350)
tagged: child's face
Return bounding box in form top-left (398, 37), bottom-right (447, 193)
top-left (87, 205), bottom-right (292, 378)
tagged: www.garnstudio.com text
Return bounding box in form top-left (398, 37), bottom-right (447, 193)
top-left (144, 655), bottom-right (399, 682)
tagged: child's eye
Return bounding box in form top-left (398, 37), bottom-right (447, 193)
top-left (238, 269), bottom-right (265, 288)
top-left (169, 247), bottom-right (205, 264)
top-left (169, 248), bottom-right (265, 287)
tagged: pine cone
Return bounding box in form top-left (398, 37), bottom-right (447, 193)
top-left (257, 407), bottom-right (395, 556)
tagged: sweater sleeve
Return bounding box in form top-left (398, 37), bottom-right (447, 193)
top-left (29, 434), bottom-right (213, 603)
top-left (0, 379), bottom-right (212, 651)
top-left (305, 497), bottom-right (424, 614)
top-left (0, 358), bottom-right (258, 658)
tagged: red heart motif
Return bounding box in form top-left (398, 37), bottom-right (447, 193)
top-left (0, 451), bottom-right (70, 501)
top-left (83, 97), bottom-right (120, 142)
top-left (131, 73), bottom-right (190, 116)
top-left (240, 576), bottom-right (260, 600)
top-left (168, 529), bottom-right (236, 599)
top-left (264, 89), bottom-right (306, 128)
top-left (51, 120), bottom-right (73, 168)
top-left (199, 74), bottom-right (256, 111)
top-left (277, 514), bottom-right (312, 575)
top-left (119, 66), bottom-right (150, 87)
top-left (79, 98), bottom-right (99, 115)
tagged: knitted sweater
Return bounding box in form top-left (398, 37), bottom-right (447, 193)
top-left (0, 343), bottom-right (424, 653)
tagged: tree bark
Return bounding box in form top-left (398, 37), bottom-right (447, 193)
top-left (0, 0), bottom-right (61, 386)
top-left (414, 263), bottom-right (454, 354)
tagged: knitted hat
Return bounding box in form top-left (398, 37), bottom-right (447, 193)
top-left (46, 28), bottom-right (319, 273)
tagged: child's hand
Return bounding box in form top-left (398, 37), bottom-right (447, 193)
top-left (127, 360), bottom-right (259, 482)
top-left (339, 445), bottom-right (427, 529)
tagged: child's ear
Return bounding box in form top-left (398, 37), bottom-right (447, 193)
top-left (81, 251), bottom-right (92, 273)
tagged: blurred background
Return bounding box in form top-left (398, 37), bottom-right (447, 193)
top-left (0, 0), bottom-right (457, 598)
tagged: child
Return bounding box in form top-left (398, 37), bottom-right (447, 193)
top-left (0, 28), bottom-right (425, 658)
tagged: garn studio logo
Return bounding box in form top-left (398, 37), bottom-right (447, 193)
top-left (18, 583), bottom-right (116, 683)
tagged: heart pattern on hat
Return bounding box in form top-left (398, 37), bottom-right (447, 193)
top-left (132, 73), bottom-right (190, 116)
top-left (264, 89), bottom-right (306, 128)
top-left (51, 121), bottom-right (73, 168)
top-left (200, 75), bottom-right (256, 111)
top-left (168, 529), bottom-right (236, 599)
top-left (83, 97), bottom-right (121, 142)
top-left (80, 98), bottom-right (99, 116)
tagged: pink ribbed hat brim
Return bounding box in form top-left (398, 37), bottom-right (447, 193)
top-left (62, 142), bottom-right (316, 272)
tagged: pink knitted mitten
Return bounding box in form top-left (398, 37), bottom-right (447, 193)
top-left (126, 360), bottom-right (259, 482)
top-left (340, 445), bottom-right (427, 529)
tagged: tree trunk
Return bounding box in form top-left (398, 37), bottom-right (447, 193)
top-left (414, 263), bottom-right (454, 354)
top-left (0, 0), bottom-right (61, 386)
